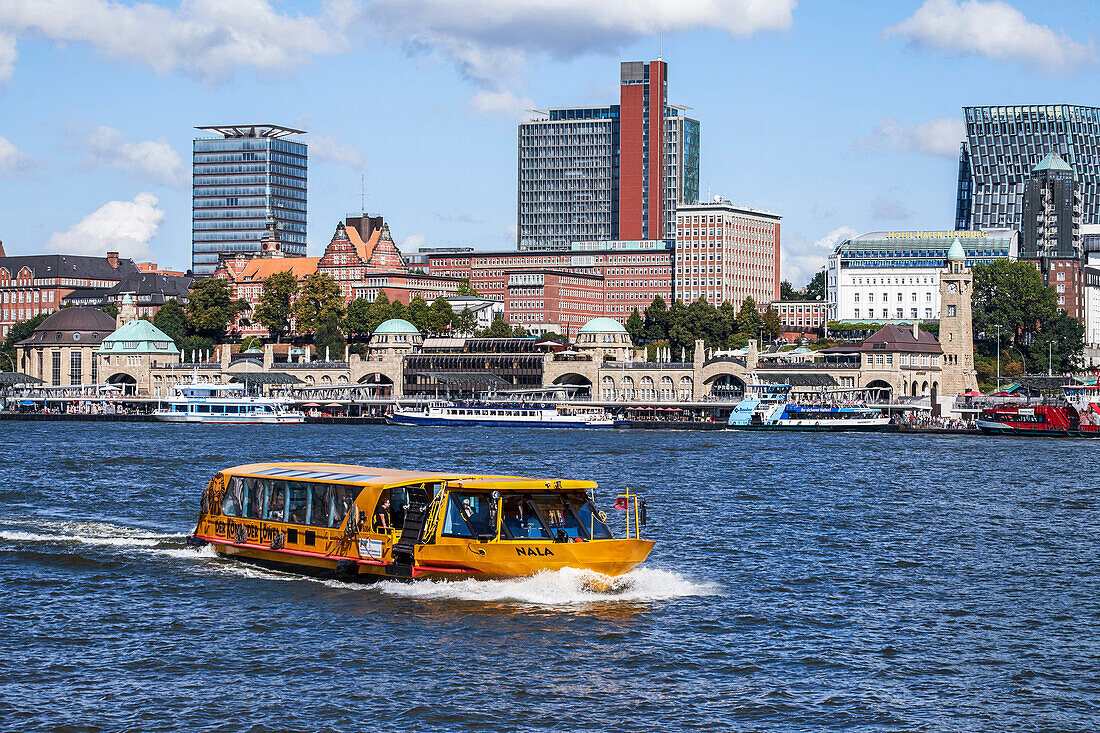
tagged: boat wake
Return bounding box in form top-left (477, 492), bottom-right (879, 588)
top-left (379, 566), bottom-right (719, 606)
top-left (0, 519), bottom-right (184, 549)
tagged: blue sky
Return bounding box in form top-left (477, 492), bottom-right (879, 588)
top-left (0, 0), bottom-right (1097, 287)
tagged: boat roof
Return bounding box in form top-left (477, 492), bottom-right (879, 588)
top-left (221, 462), bottom-right (596, 490)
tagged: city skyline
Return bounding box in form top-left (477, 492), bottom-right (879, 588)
top-left (1, 0), bottom-right (1098, 287)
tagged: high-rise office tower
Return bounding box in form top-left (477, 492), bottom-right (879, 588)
top-left (955, 105), bottom-right (1100, 231)
top-left (517, 60), bottom-right (699, 251)
top-left (192, 124), bottom-right (308, 276)
top-left (1021, 152), bottom-right (1085, 322)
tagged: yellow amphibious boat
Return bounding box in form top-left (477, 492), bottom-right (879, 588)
top-left (189, 462), bottom-right (653, 581)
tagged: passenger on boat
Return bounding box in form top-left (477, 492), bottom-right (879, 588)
top-left (374, 494), bottom-right (391, 532)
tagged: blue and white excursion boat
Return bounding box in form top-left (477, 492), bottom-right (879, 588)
top-left (153, 378), bottom-right (305, 424)
top-left (727, 383), bottom-right (891, 432)
top-left (390, 401), bottom-right (624, 428)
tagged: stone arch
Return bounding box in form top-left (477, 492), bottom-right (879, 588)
top-left (304, 375), bottom-right (315, 386)
top-left (552, 372), bottom-right (593, 398)
top-left (601, 375), bottom-right (615, 401)
top-left (321, 375), bottom-right (333, 385)
top-left (659, 376), bottom-right (674, 401)
top-left (705, 372), bottom-right (746, 399)
top-left (865, 379), bottom-right (893, 403)
top-left (639, 376), bottom-right (655, 400)
top-left (619, 375), bottom-right (635, 400)
top-left (338, 375), bottom-right (349, 384)
top-left (911, 380), bottom-right (920, 397)
top-left (678, 376), bottom-right (693, 401)
top-left (921, 380), bottom-right (930, 396)
top-left (358, 372), bottom-right (394, 398)
top-left (105, 372), bottom-right (137, 396)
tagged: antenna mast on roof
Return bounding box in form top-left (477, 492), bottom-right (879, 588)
top-left (659, 28), bottom-right (663, 61)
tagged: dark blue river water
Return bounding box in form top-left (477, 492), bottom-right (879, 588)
top-left (1, 423), bottom-right (1097, 731)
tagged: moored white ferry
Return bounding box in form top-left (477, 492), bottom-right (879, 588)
top-left (391, 401), bottom-right (625, 428)
top-left (153, 378), bottom-right (305, 424)
top-left (728, 383), bottom-right (891, 432)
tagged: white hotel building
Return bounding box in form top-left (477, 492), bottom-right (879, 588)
top-left (826, 230), bottom-right (1018, 323)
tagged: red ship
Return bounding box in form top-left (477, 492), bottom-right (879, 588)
top-left (977, 384), bottom-right (1100, 437)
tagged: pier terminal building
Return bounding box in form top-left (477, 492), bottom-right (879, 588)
top-left (16, 248), bottom-right (979, 416)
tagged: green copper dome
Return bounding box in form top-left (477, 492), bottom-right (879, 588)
top-left (373, 318), bottom-right (420, 335)
top-left (946, 238), bottom-right (965, 261)
top-left (578, 317), bottom-right (628, 335)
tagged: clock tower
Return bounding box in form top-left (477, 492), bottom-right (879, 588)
top-left (938, 238), bottom-right (978, 398)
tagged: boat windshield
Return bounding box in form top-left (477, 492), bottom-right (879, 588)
top-left (441, 492), bottom-right (496, 539)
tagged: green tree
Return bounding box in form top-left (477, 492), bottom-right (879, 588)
top-left (643, 295), bottom-right (669, 342)
top-left (313, 311), bottom-right (346, 361)
top-left (100, 302), bottom-right (120, 318)
top-left (407, 295), bottom-right (431, 332)
top-left (344, 297), bottom-right (376, 340)
top-left (762, 306), bottom-right (783, 341)
top-left (717, 301), bottom-right (738, 347)
top-left (972, 259), bottom-right (1057, 353)
top-left (803, 271), bottom-right (826, 301)
top-left (511, 324), bottom-right (528, 337)
top-left (293, 272), bottom-right (345, 334)
top-left (686, 297), bottom-right (723, 349)
top-left (1031, 310), bottom-right (1084, 373)
top-left (185, 278), bottom-right (244, 341)
top-left (455, 279), bottom-right (479, 296)
top-left (1, 312), bottom-right (50, 371)
top-left (454, 307), bottom-right (478, 335)
top-left (152, 299), bottom-right (188, 344)
top-left (253, 271), bottom-right (298, 342)
top-left (239, 335), bottom-right (262, 351)
top-left (779, 280), bottom-right (799, 301)
top-left (428, 295), bottom-right (455, 334)
top-left (735, 296), bottom-right (763, 341)
top-left (178, 335), bottom-right (214, 362)
top-left (625, 308), bottom-right (644, 342)
top-left (482, 314), bottom-right (514, 338)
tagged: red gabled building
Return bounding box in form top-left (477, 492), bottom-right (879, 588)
top-left (318, 216), bottom-right (461, 305)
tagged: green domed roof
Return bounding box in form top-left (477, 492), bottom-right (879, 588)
top-left (373, 318), bottom-right (420, 335)
top-left (99, 319), bottom-right (179, 355)
top-left (578, 317), bottom-right (628, 335)
top-left (946, 238), bottom-right (965, 261)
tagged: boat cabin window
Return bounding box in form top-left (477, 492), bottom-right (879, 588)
top-left (441, 492), bottom-right (495, 539)
top-left (500, 495), bottom-right (551, 540)
top-left (529, 494), bottom-right (587, 540)
top-left (226, 477), bottom-right (361, 528)
top-left (245, 478), bottom-right (267, 519)
top-left (287, 482), bottom-right (309, 524)
top-left (568, 494), bottom-right (613, 540)
top-left (265, 481), bottom-right (287, 521)
top-left (221, 476), bottom-right (246, 517)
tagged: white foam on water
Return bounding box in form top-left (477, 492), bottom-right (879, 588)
top-left (0, 529), bottom-right (163, 548)
top-left (379, 566), bottom-right (720, 606)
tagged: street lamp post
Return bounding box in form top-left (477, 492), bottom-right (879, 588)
top-left (996, 325), bottom-right (1001, 390)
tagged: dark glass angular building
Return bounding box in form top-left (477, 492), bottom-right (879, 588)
top-left (192, 124), bottom-right (308, 276)
top-left (955, 105), bottom-right (1100, 232)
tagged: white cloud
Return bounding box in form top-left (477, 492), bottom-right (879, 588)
top-left (0, 0), bottom-right (356, 82)
top-left (871, 195), bottom-right (912, 221)
top-left (83, 126), bottom-right (184, 187)
top-left (469, 89), bottom-right (537, 120)
top-left (854, 116), bottom-right (965, 158)
top-left (370, 0), bottom-right (796, 89)
top-left (0, 31), bottom-right (15, 82)
top-left (886, 0), bottom-right (1095, 72)
top-left (309, 134), bottom-right (363, 167)
top-left (402, 234), bottom-right (426, 252)
top-left (46, 192), bottom-right (165, 261)
top-left (0, 135), bottom-right (40, 177)
top-left (781, 225), bottom-right (857, 287)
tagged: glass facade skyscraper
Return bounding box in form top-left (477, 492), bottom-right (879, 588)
top-left (956, 105), bottom-right (1100, 232)
top-left (517, 60), bottom-right (699, 251)
top-left (192, 124), bottom-right (307, 276)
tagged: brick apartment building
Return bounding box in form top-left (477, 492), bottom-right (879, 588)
top-left (0, 248), bottom-right (138, 339)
